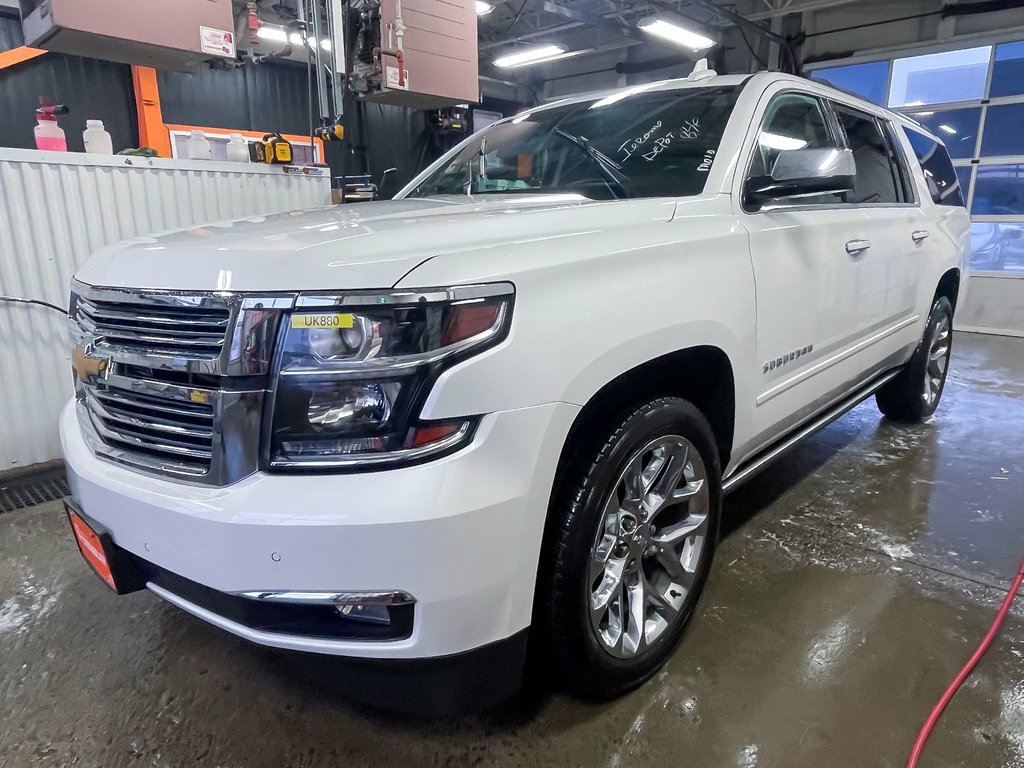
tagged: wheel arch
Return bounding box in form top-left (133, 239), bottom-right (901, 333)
top-left (934, 267), bottom-right (961, 312)
top-left (549, 345), bottom-right (736, 508)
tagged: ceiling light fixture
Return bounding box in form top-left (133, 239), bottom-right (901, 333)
top-left (637, 17), bottom-right (714, 51)
top-left (494, 44), bottom-right (567, 68)
top-left (257, 26), bottom-right (289, 43)
top-left (938, 124), bottom-right (957, 135)
top-left (475, 1), bottom-right (494, 15)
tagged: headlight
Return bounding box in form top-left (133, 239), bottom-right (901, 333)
top-left (266, 283), bottom-right (514, 471)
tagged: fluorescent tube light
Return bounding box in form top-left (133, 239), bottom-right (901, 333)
top-left (476, 1), bottom-right (494, 15)
top-left (257, 26), bottom-right (289, 43)
top-left (638, 18), bottom-right (714, 51)
top-left (494, 45), bottom-right (567, 68)
top-left (938, 124), bottom-right (957, 135)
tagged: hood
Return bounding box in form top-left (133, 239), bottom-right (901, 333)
top-left (74, 195), bottom-right (676, 293)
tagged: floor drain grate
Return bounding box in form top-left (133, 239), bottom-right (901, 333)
top-left (0, 469), bottom-right (70, 513)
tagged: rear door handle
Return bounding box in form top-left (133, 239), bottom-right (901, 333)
top-left (845, 239), bottom-right (871, 255)
top-left (912, 230), bottom-right (930, 243)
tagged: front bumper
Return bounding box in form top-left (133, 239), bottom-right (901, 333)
top-left (60, 399), bottom-right (578, 660)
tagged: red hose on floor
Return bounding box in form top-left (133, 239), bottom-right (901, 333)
top-left (907, 557), bottom-right (1024, 768)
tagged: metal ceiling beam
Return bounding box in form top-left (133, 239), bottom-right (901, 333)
top-left (745, 0), bottom-right (864, 20)
top-left (541, 1), bottom-right (645, 41)
top-left (479, 1), bottom-right (671, 51)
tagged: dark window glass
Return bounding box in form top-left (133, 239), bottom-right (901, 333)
top-left (903, 128), bottom-right (965, 207)
top-left (991, 41), bottom-right (1024, 98)
top-left (972, 164), bottom-right (1024, 216)
top-left (980, 103), bottom-right (1024, 158)
top-left (906, 108), bottom-right (981, 159)
top-left (971, 222), bottom-right (1024, 272)
top-left (749, 93), bottom-right (837, 177)
top-left (407, 86), bottom-right (740, 200)
top-left (956, 166), bottom-right (973, 203)
top-left (834, 106), bottom-right (901, 204)
top-left (812, 61), bottom-right (890, 105)
top-left (745, 93), bottom-right (843, 209)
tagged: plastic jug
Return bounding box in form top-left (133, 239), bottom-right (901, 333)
top-left (83, 120), bottom-right (114, 154)
top-left (187, 130), bottom-right (212, 160)
top-left (34, 114), bottom-right (67, 152)
top-left (226, 133), bottom-right (249, 163)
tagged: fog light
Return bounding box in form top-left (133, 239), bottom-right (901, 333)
top-left (337, 603), bottom-right (392, 625)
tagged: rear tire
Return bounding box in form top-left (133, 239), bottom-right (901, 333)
top-left (538, 397), bottom-right (721, 699)
top-left (876, 297), bottom-right (953, 422)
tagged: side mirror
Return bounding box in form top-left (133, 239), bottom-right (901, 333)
top-left (744, 147), bottom-right (856, 207)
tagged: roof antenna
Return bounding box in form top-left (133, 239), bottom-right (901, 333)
top-left (687, 58), bottom-right (717, 81)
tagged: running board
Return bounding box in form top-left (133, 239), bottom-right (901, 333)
top-left (721, 368), bottom-right (901, 495)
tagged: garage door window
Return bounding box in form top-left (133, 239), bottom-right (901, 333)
top-left (979, 103), bottom-right (1024, 157)
top-left (888, 46), bottom-right (992, 108)
top-left (991, 41), bottom-right (1024, 98)
top-left (972, 164), bottom-right (1024, 216)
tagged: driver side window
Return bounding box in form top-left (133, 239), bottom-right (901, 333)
top-left (748, 92), bottom-right (844, 206)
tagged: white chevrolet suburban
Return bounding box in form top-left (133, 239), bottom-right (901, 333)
top-left (61, 69), bottom-right (970, 709)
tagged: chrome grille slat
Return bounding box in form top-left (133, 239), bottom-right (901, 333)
top-left (77, 297), bottom-right (230, 358)
top-left (80, 317), bottom-right (228, 339)
top-left (86, 407), bottom-right (214, 460)
top-left (92, 390), bottom-right (212, 422)
top-left (86, 393), bottom-right (215, 441)
top-left (78, 303), bottom-right (230, 328)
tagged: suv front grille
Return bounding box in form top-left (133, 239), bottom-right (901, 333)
top-left (83, 383), bottom-right (215, 477)
top-left (71, 282), bottom-right (291, 486)
top-left (77, 296), bottom-right (230, 358)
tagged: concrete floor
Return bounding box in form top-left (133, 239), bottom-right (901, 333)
top-left (2, 332), bottom-right (1022, 768)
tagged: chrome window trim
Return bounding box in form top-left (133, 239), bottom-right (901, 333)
top-left (737, 87), bottom-right (924, 215)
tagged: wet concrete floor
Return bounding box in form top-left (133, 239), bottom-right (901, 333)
top-left (1, 332), bottom-right (1023, 768)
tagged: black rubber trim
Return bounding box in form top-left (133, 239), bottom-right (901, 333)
top-left (287, 628), bottom-right (529, 715)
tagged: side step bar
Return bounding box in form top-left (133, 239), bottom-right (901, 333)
top-left (721, 368), bottom-right (901, 495)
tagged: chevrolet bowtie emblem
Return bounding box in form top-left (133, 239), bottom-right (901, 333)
top-left (72, 344), bottom-right (110, 382)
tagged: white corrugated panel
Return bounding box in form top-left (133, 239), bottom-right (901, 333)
top-left (0, 148), bottom-right (331, 472)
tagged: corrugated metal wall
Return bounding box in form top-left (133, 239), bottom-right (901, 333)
top-left (0, 148), bottom-right (331, 471)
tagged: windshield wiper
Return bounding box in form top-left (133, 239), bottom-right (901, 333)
top-left (552, 128), bottom-right (630, 199)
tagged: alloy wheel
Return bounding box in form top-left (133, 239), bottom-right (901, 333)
top-left (923, 314), bottom-right (951, 407)
top-left (588, 435), bottom-right (710, 658)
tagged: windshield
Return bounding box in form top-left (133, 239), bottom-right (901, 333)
top-left (406, 85), bottom-right (740, 201)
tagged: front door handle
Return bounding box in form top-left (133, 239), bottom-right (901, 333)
top-left (912, 230), bottom-right (930, 243)
top-left (845, 239), bottom-right (871, 255)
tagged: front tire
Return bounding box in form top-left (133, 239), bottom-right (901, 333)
top-left (876, 296), bottom-right (953, 422)
top-left (539, 397), bottom-right (721, 699)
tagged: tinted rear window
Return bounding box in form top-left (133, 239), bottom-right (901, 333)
top-left (903, 128), bottom-right (966, 207)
